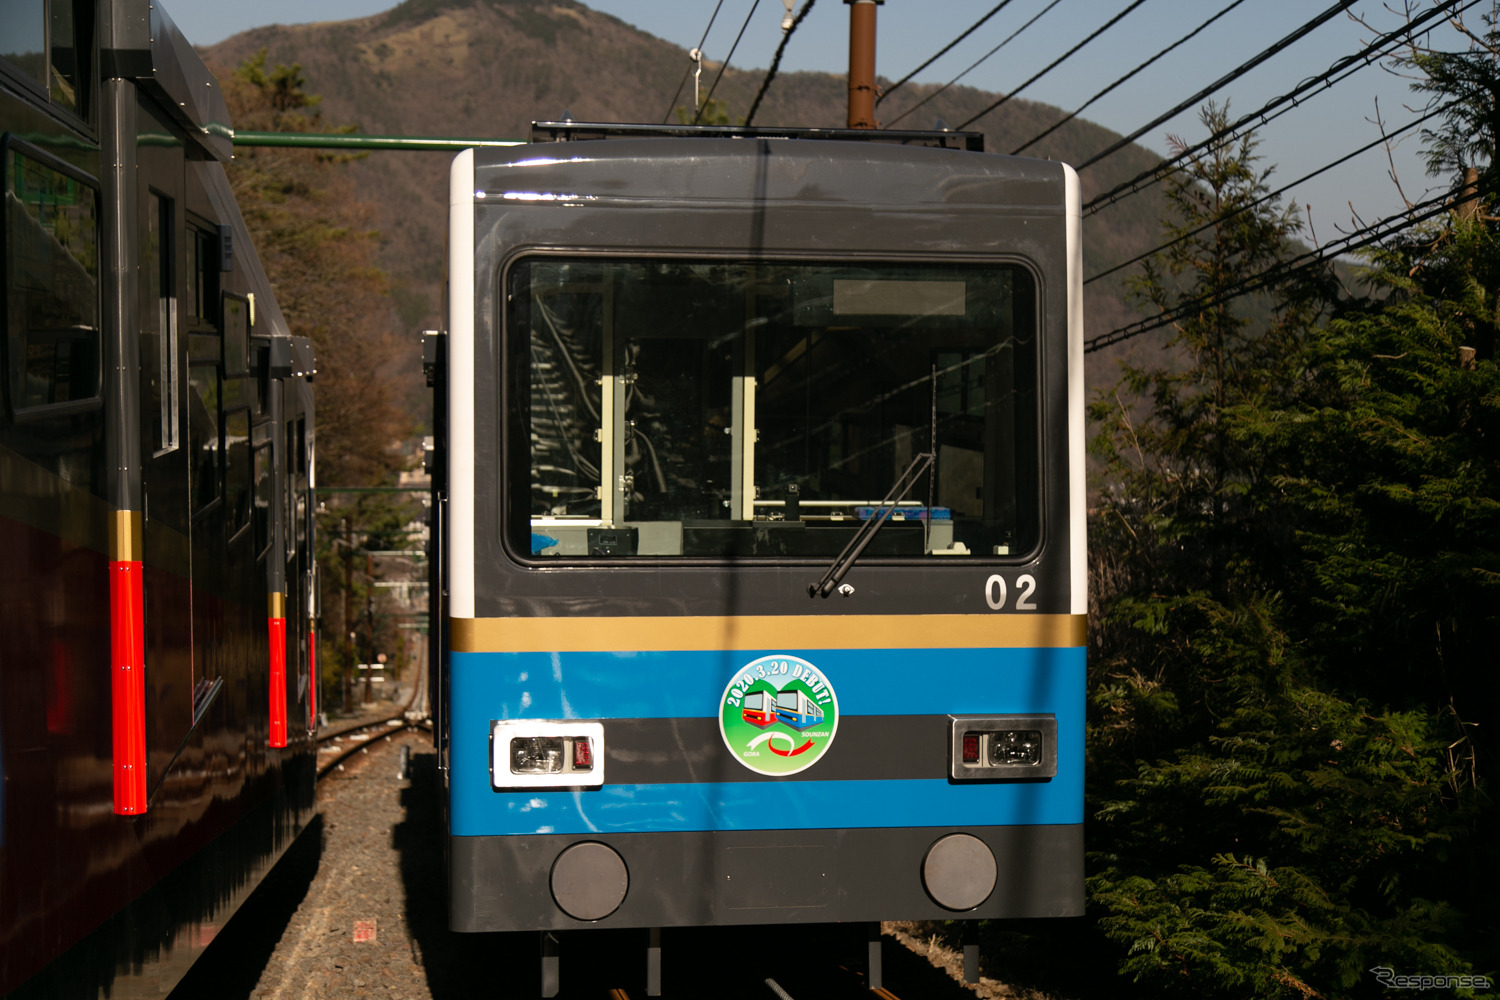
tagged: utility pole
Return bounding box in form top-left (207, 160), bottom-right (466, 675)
top-left (1456, 166), bottom-right (1481, 223)
top-left (845, 0), bottom-right (882, 129)
top-left (342, 517), bottom-right (353, 713)
top-left (364, 551), bottom-right (375, 705)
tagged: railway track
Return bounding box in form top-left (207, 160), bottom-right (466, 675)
top-left (315, 657), bottom-right (430, 777)
top-left (315, 716), bottom-right (423, 776)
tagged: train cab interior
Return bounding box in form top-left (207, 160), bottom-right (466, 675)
top-left (510, 258), bottom-right (1041, 560)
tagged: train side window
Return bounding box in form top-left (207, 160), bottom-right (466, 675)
top-left (225, 407), bottom-right (252, 538)
top-left (0, 1), bottom-right (91, 118)
top-left (3, 140), bottom-right (102, 419)
top-left (294, 416), bottom-right (307, 542)
top-left (0, 1), bottom-right (47, 94)
top-left (222, 292), bottom-right (249, 376)
top-left (285, 421), bottom-right (296, 560)
top-left (188, 363), bottom-right (220, 516)
top-left (252, 422), bottom-right (273, 558)
top-left (185, 226), bottom-right (219, 326)
top-left (144, 192), bottom-right (180, 453)
top-left (47, 0), bottom-right (87, 115)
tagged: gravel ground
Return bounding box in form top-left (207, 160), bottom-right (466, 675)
top-left (168, 728), bottom-right (1054, 1000)
top-left (249, 730), bottom-right (430, 999)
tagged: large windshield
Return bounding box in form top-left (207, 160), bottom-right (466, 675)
top-left (506, 257), bottom-right (1038, 559)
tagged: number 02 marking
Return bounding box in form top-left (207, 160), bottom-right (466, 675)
top-left (985, 574), bottom-right (1038, 611)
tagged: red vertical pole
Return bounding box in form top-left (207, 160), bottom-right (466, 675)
top-left (111, 512), bottom-right (147, 814)
top-left (269, 593), bottom-right (288, 748)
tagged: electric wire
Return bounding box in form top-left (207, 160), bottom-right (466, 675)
top-left (1085, 100), bottom-right (1457, 285)
top-left (693, 0), bottom-right (762, 124)
top-left (1075, 0), bottom-right (1356, 171)
top-left (955, 0), bottom-right (1152, 131)
top-left (1012, 0), bottom-right (1250, 155)
top-left (1084, 0), bottom-right (1473, 213)
top-left (877, 0), bottom-right (1017, 105)
top-left (662, 0), bottom-right (726, 123)
top-left (745, 0), bottom-right (816, 126)
top-left (1084, 181), bottom-right (1487, 354)
top-left (884, 0), bottom-right (1062, 130)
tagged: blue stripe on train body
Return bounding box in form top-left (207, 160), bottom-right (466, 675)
top-left (448, 644), bottom-right (1084, 837)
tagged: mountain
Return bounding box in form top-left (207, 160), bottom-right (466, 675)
top-left (201, 0), bottom-right (1177, 399)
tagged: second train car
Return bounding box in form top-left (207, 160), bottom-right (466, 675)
top-left (1, 3), bottom-right (318, 996)
top-left (430, 121), bottom-right (1085, 992)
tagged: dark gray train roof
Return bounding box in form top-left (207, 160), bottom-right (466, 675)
top-left (102, 0), bottom-right (232, 161)
top-left (472, 135), bottom-right (1069, 214)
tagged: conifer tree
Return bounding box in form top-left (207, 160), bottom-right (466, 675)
top-left (1085, 87), bottom-right (1495, 994)
top-left (219, 50), bottom-right (415, 489)
top-left (1088, 102), bottom-right (1320, 764)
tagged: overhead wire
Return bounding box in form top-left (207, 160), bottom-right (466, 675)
top-left (1085, 100), bottom-right (1458, 286)
top-left (693, 0), bottom-right (763, 124)
top-left (877, 0), bottom-right (1018, 106)
top-left (745, 0), bottom-right (817, 126)
top-left (1084, 181), bottom-right (1486, 354)
top-left (884, 0), bottom-right (1063, 130)
top-left (1012, 0), bottom-right (1250, 155)
top-left (662, 0), bottom-right (727, 123)
top-left (955, 0), bottom-right (1152, 131)
top-left (1075, 0), bottom-right (1357, 171)
top-left (1083, 0), bottom-right (1474, 214)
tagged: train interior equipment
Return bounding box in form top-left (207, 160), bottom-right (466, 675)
top-left (1, 2), bottom-right (318, 996)
top-left (434, 122), bottom-right (1087, 996)
top-left (519, 256), bottom-right (1037, 561)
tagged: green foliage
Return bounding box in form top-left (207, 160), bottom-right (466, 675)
top-left (1086, 81), bottom-right (1498, 1000)
top-left (221, 51), bottom-right (411, 488)
top-left (1400, 5), bottom-right (1500, 194)
top-left (675, 97), bottom-right (742, 126)
top-left (1275, 218), bottom-right (1500, 706)
top-left (235, 49), bottom-right (323, 114)
top-left (314, 494), bottom-right (426, 712)
top-left (1093, 853), bottom-right (1474, 999)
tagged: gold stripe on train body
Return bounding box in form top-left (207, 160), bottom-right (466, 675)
top-left (268, 592), bottom-right (286, 618)
top-left (109, 510), bottom-right (144, 563)
top-left (449, 613), bottom-right (1086, 653)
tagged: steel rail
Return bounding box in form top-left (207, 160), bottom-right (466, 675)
top-left (317, 720), bottom-right (411, 777)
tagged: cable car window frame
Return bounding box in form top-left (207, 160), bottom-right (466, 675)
top-left (499, 249), bottom-right (1047, 568)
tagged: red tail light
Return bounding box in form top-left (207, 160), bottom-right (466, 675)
top-left (572, 736), bottom-right (593, 770)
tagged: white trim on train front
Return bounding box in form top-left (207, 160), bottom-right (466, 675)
top-left (1063, 164), bottom-right (1087, 617)
top-left (448, 150), bottom-right (477, 619)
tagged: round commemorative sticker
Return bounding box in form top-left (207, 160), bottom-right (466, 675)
top-left (718, 655), bottom-right (839, 776)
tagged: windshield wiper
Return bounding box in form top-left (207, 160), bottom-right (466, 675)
top-left (807, 450), bottom-right (935, 599)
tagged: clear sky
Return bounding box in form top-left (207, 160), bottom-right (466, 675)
top-left (172, 0), bottom-right (1481, 246)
